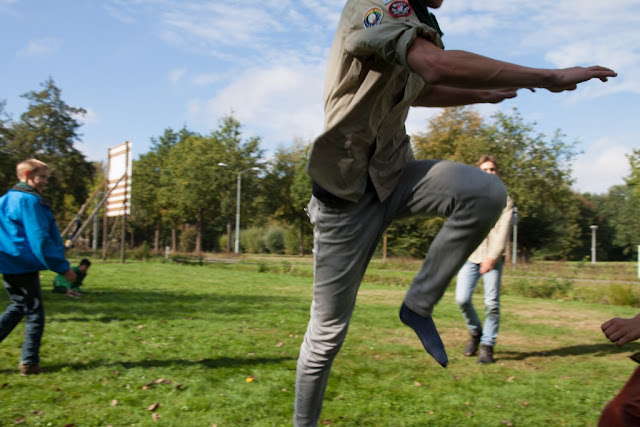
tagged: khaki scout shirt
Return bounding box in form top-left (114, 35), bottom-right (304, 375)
top-left (307, 0), bottom-right (444, 202)
top-left (468, 196), bottom-right (515, 264)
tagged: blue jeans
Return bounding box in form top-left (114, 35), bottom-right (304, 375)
top-left (0, 272), bottom-right (45, 365)
top-left (455, 260), bottom-right (503, 347)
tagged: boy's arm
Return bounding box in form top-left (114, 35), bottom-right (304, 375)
top-left (21, 196), bottom-right (70, 275)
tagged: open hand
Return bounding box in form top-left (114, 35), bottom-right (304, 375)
top-left (546, 66), bottom-right (617, 93)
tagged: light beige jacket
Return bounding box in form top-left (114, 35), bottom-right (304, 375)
top-left (468, 196), bottom-right (515, 264)
top-left (307, 0), bottom-right (444, 202)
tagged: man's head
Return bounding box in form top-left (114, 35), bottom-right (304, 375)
top-left (16, 159), bottom-right (50, 193)
top-left (476, 154), bottom-right (499, 176)
top-left (79, 258), bottom-right (91, 274)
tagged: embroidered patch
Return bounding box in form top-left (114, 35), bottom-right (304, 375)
top-left (388, 1), bottom-right (411, 18)
top-left (363, 7), bottom-right (383, 28)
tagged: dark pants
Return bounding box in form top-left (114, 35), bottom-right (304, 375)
top-left (0, 272), bottom-right (45, 365)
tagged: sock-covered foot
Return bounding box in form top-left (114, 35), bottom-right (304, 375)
top-left (399, 302), bottom-right (448, 367)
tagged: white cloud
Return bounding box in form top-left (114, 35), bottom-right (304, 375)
top-left (192, 72), bottom-right (220, 86)
top-left (572, 138), bottom-right (631, 194)
top-left (169, 67), bottom-right (187, 85)
top-left (196, 61), bottom-right (325, 149)
top-left (17, 37), bottom-right (63, 58)
top-left (73, 107), bottom-right (99, 126)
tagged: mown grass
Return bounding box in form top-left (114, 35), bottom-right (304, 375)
top-left (1, 258), bottom-right (639, 426)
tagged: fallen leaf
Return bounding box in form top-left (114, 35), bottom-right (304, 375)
top-left (429, 411), bottom-right (434, 415)
top-left (414, 381), bottom-right (422, 387)
top-left (320, 420), bottom-right (331, 425)
top-left (495, 405), bottom-right (502, 409)
top-left (247, 352), bottom-right (255, 356)
top-left (152, 413), bottom-right (160, 422)
top-left (465, 412), bottom-right (473, 417)
top-left (32, 411), bottom-right (44, 415)
top-left (1, 383), bottom-right (8, 389)
top-left (502, 420), bottom-right (514, 426)
top-left (142, 385), bottom-right (149, 390)
top-left (246, 375), bottom-right (256, 383)
top-left (522, 401), bottom-right (530, 407)
top-left (176, 383), bottom-right (184, 390)
top-left (13, 419), bottom-right (25, 425)
top-left (281, 388), bottom-right (288, 392)
top-left (465, 401), bottom-right (471, 406)
top-left (505, 376), bottom-right (516, 382)
top-left (147, 403), bottom-right (160, 411)
top-left (276, 342), bottom-right (284, 348)
top-left (111, 400), bottom-right (118, 407)
top-left (137, 325), bottom-right (145, 329)
top-left (63, 424), bottom-right (75, 427)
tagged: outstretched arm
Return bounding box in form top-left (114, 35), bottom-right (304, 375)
top-left (412, 86), bottom-right (520, 107)
top-left (602, 313), bottom-right (640, 347)
top-left (407, 37), bottom-right (616, 93)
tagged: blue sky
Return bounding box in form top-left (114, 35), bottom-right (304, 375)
top-left (1, 0), bottom-right (638, 194)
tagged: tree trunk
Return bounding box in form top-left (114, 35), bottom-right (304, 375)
top-left (195, 210), bottom-right (202, 256)
top-left (299, 220), bottom-right (305, 256)
top-left (171, 226), bottom-right (177, 252)
top-left (154, 221), bottom-right (160, 253)
top-left (226, 221), bottom-right (232, 253)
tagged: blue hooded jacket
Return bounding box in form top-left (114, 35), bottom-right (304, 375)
top-left (0, 183), bottom-right (69, 275)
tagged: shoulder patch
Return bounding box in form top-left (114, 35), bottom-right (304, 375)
top-left (388, 1), bottom-right (412, 18)
top-left (363, 7), bottom-right (383, 28)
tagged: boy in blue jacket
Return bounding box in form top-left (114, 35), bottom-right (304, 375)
top-left (0, 159), bottom-right (76, 375)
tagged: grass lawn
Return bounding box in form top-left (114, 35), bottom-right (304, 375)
top-left (1, 258), bottom-right (639, 426)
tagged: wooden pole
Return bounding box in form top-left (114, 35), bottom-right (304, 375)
top-left (120, 143), bottom-right (129, 264)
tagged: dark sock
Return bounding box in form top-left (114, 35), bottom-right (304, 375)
top-left (399, 302), bottom-right (448, 367)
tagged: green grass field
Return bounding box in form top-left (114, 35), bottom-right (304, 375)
top-left (1, 258), bottom-right (639, 426)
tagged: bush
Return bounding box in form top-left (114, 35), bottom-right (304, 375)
top-left (264, 226), bottom-right (285, 254)
top-left (284, 228), bottom-right (301, 255)
top-left (506, 276), bottom-right (573, 299)
top-left (179, 225), bottom-right (197, 253)
top-left (608, 284), bottom-right (640, 307)
top-left (241, 227), bottom-right (266, 253)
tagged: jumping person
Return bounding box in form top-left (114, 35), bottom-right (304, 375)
top-left (295, 0), bottom-right (616, 424)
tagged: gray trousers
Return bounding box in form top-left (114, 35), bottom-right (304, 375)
top-left (294, 160), bottom-right (507, 426)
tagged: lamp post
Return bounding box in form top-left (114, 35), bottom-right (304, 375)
top-left (218, 163), bottom-right (260, 254)
top-left (590, 225), bottom-right (598, 264)
top-left (512, 207), bottom-right (519, 270)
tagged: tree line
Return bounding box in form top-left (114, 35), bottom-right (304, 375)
top-left (1, 79), bottom-right (638, 261)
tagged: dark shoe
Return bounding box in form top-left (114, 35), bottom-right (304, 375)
top-left (463, 332), bottom-right (482, 356)
top-left (477, 345), bottom-right (495, 364)
top-left (19, 364), bottom-right (41, 376)
top-left (399, 303), bottom-right (448, 367)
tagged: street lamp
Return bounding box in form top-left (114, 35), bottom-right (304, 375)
top-left (590, 225), bottom-right (598, 265)
top-left (512, 207), bottom-right (519, 270)
top-left (218, 163), bottom-right (260, 254)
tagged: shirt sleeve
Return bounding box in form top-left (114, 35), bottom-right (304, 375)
top-left (344, 1), bottom-right (444, 67)
top-left (21, 196), bottom-right (70, 275)
top-left (487, 196), bottom-right (515, 261)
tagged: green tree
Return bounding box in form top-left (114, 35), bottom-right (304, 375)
top-left (411, 107), bottom-right (580, 259)
top-left (8, 78), bottom-right (94, 215)
top-left (213, 115), bottom-right (264, 252)
top-left (260, 139), bottom-right (312, 255)
top-left (0, 100), bottom-right (17, 193)
top-left (131, 127), bottom-right (190, 252)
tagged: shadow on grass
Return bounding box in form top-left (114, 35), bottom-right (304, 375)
top-left (0, 355), bottom-right (296, 375)
top-left (500, 342), bottom-right (640, 360)
top-left (43, 288), bottom-right (304, 322)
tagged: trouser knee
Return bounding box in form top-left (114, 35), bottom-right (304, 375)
top-left (485, 304), bottom-right (500, 317)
